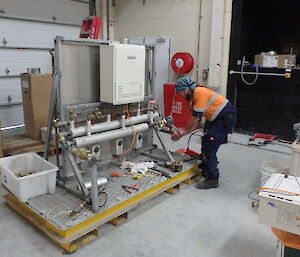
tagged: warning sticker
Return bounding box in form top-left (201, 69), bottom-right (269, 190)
top-left (22, 80), bottom-right (29, 89)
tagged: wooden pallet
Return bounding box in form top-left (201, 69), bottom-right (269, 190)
top-left (5, 166), bottom-right (202, 253)
top-left (3, 134), bottom-right (56, 156)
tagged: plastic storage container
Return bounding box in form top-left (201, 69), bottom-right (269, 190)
top-left (0, 152), bottom-right (58, 202)
top-left (260, 160), bottom-right (289, 186)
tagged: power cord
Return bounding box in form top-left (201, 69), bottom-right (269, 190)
top-left (241, 56), bottom-right (259, 86)
top-left (248, 191), bottom-right (259, 202)
top-left (186, 129), bottom-right (202, 150)
top-left (120, 104), bottom-right (136, 155)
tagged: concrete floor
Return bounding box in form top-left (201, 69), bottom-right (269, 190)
top-left (0, 132), bottom-right (291, 257)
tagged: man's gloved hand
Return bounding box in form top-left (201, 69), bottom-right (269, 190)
top-left (171, 128), bottom-right (185, 141)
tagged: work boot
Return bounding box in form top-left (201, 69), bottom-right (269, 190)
top-left (196, 179), bottom-right (219, 189)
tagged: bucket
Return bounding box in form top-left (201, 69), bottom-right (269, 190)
top-left (260, 160), bottom-right (289, 187)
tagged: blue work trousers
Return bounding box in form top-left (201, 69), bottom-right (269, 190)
top-left (201, 113), bottom-right (237, 180)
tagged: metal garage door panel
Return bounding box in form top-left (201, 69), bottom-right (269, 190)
top-left (0, 78), bottom-right (22, 105)
top-left (0, 50), bottom-right (52, 75)
top-left (0, 0), bottom-right (88, 25)
top-left (0, 20), bottom-right (81, 127)
top-left (0, 20), bottom-right (80, 47)
top-left (0, 105), bottom-right (24, 127)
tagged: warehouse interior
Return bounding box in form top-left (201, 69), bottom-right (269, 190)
top-left (1, 1), bottom-right (300, 257)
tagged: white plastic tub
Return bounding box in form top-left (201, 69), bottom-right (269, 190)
top-left (0, 152), bottom-right (58, 202)
top-left (260, 160), bottom-right (289, 186)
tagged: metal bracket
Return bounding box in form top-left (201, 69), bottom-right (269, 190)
top-left (2, 37), bottom-right (7, 46)
top-left (0, 8), bottom-right (5, 15)
top-left (153, 127), bottom-right (175, 162)
top-left (90, 163), bottom-right (100, 213)
top-left (7, 95), bottom-right (12, 103)
top-left (5, 67), bottom-right (10, 75)
top-left (66, 151), bottom-right (90, 198)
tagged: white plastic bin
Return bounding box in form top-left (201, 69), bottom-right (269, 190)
top-left (0, 152), bottom-right (58, 202)
top-left (260, 160), bottom-right (289, 186)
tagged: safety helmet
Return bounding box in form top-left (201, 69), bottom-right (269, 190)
top-left (175, 77), bottom-right (197, 92)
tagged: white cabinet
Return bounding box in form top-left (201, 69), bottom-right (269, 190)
top-left (100, 44), bottom-right (145, 105)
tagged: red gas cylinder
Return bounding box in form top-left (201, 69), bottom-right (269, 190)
top-left (163, 83), bottom-right (192, 128)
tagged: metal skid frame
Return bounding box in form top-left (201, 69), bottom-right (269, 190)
top-left (43, 36), bottom-right (173, 210)
top-left (4, 36), bottom-right (187, 252)
top-left (5, 165), bottom-right (201, 253)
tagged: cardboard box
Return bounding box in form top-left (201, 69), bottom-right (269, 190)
top-left (254, 54), bottom-right (296, 68)
top-left (21, 74), bottom-right (52, 140)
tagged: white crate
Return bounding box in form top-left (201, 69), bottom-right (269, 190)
top-left (0, 152), bottom-right (58, 202)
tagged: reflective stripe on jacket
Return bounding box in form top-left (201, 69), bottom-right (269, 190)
top-left (192, 87), bottom-right (229, 121)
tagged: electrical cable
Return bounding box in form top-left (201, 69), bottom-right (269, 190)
top-left (259, 187), bottom-right (300, 196)
top-left (241, 56), bottom-right (259, 86)
top-left (186, 129), bottom-right (202, 150)
top-left (248, 191), bottom-right (259, 201)
top-left (120, 105), bottom-right (137, 155)
top-left (99, 191), bottom-right (108, 207)
top-left (46, 205), bottom-right (70, 220)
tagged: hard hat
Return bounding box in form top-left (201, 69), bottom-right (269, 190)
top-left (175, 77), bottom-right (197, 92)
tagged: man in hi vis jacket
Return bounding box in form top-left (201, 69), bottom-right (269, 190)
top-left (171, 77), bottom-right (237, 189)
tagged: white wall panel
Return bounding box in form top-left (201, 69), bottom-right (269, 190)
top-left (112, 0), bottom-right (215, 83)
top-left (113, 0), bottom-right (201, 82)
top-left (112, 0), bottom-right (233, 96)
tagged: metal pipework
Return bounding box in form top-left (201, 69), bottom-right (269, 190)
top-left (71, 112), bottom-right (159, 138)
top-left (72, 148), bottom-right (92, 160)
top-left (74, 123), bottom-right (150, 147)
top-left (69, 110), bottom-right (77, 130)
top-left (77, 177), bottom-right (107, 191)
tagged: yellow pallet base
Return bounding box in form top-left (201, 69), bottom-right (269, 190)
top-left (5, 166), bottom-right (201, 253)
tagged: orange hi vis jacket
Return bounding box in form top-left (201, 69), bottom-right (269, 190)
top-left (192, 86), bottom-right (229, 121)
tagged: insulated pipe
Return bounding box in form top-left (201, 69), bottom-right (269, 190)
top-left (86, 120), bottom-right (92, 136)
top-left (74, 123), bottom-right (150, 147)
top-left (71, 112), bottom-right (159, 138)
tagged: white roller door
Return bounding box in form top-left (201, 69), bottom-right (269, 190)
top-left (0, 0), bottom-right (88, 127)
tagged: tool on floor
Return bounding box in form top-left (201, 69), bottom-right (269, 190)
top-left (176, 148), bottom-right (202, 159)
top-left (166, 161), bottom-right (183, 172)
top-left (111, 171), bottom-right (125, 177)
top-left (150, 167), bottom-right (172, 178)
top-left (69, 200), bottom-right (88, 217)
top-left (122, 184), bottom-right (139, 194)
top-left (248, 133), bottom-right (276, 146)
top-left (153, 126), bottom-right (183, 172)
top-left (147, 169), bottom-right (162, 176)
top-left (126, 172), bottom-right (152, 180)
